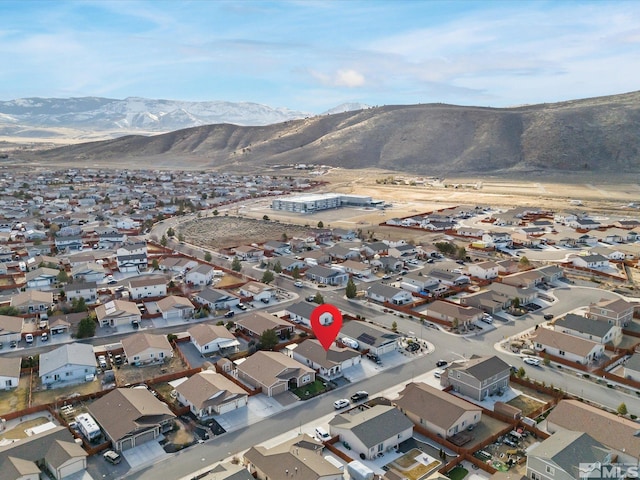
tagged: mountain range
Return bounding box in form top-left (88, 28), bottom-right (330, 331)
top-left (14, 91), bottom-right (640, 176)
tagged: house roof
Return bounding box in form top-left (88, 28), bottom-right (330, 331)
top-left (244, 434), bottom-right (339, 480)
top-left (189, 263), bottom-right (215, 275)
top-left (129, 276), bottom-right (166, 288)
top-left (235, 312), bottom-right (291, 335)
top-left (367, 283), bottom-right (406, 299)
top-left (0, 315), bottom-right (23, 334)
top-left (590, 297), bottom-right (634, 315)
top-left (200, 462), bottom-right (254, 480)
top-left (39, 343), bottom-right (96, 377)
top-left (95, 299), bottom-right (140, 320)
top-left (45, 439), bottom-right (87, 469)
top-left (63, 281), bottom-right (97, 293)
top-left (547, 399), bottom-right (640, 457)
top-left (624, 353), bottom-right (640, 372)
top-left (236, 351), bottom-right (314, 388)
top-left (0, 426), bottom-right (77, 469)
top-left (10, 290), bottom-right (53, 306)
top-left (175, 371), bottom-right (247, 410)
top-left (533, 327), bottom-right (601, 357)
top-left (306, 265), bottom-right (344, 278)
top-left (156, 295), bottom-right (194, 312)
top-left (196, 287), bottom-right (239, 304)
top-left (450, 355), bottom-right (510, 382)
top-left (394, 382), bottom-right (481, 431)
top-left (426, 300), bottom-right (483, 321)
top-left (553, 314), bottom-right (616, 339)
top-left (285, 301), bottom-right (316, 319)
top-left (292, 339), bottom-right (360, 369)
top-left (0, 356), bottom-right (21, 378)
top-left (240, 281), bottom-right (273, 295)
top-left (528, 430), bottom-right (611, 478)
top-left (87, 387), bottom-right (175, 442)
top-left (340, 320), bottom-right (400, 349)
top-left (25, 267), bottom-right (59, 282)
top-left (188, 323), bottom-right (236, 346)
top-left (329, 405), bottom-right (413, 449)
top-left (121, 332), bottom-right (172, 358)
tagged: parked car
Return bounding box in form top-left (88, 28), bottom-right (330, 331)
top-left (405, 342), bottom-right (420, 352)
top-left (294, 281), bottom-right (303, 288)
top-left (382, 274), bottom-right (391, 280)
top-left (333, 399), bottom-right (350, 409)
top-left (9, 340), bottom-right (17, 348)
top-left (41, 332), bottom-right (49, 342)
top-left (367, 352), bottom-right (382, 364)
top-left (98, 355), bottom-right (108, 369)
top-left (350, 391), bottom-right (369, 402)
top-left (524, 356), bottom-right (541, 366)
top-left (224, 310), bottom-right (235, 318)
top-left (434, 369), bottom-right (445, 379)
top-left (103, 450), bottom-right (121, 464)
top-left (306, 295), bottom-right (316, 302)
top-left (543, 313), bottom-right (554, 320)
top-left (25, 333), bottom-right (33, 344)
top-left (315, 427), bottom-right (331, 441)
top-left (237, 303), bottom-right (248, 311)
top-left (482, 314), bottom-right (494, 324)
top-left (436, 359), bottom-right (448, 367)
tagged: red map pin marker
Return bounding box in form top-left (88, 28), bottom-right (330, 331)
top-left (310, 304), bottom-right (343, 351)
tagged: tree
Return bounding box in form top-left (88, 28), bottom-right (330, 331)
top-left (49, 223), bottom-right (60, 236)
top-left (76, 316), bottom-right (96, 338)
top-left (617, 402), bottom-right (628, 416)
top-left (167, 227), bottom-right (175, 237)
top-left (391, 321), bottom-right (398, 333)
top-left (317, 221), bottom-right (324, 228)
top-left (231, 256), bottom-right (242, 272)
top-left (178, 233), bottom-right (185, 242)
top-left (259, 329), bottom-right (279, 351)
top-left (261, 269), bottom-right (275, 284)
top-left (71, 297), bottom-right (87, 313)
top-left (0, 306), bottom-right (20, 316)
top-left (281, 233), bottom-right (288, 242)
top-left (512, 297), bottom-right (521, 309)
top-left (314, 293), bottom-right (325, 304)
top-left (263, 215), bottom-right (270, 221)
top-left (57, 270), bottom-right (69, 284)
top-left (204, 252), bottom-right (212, 262)
top-left (517, 366), bottom-right (526, 378)
top-left (456, 246), bottom-right (467, 260)
top-left (152, 259), bottom-right (160, 270)
top-left (519, 256), bottom-right (531, 268)
top-left (543, 353), bottom-right (550, 366)
top-left (272, 260), bottom-right (282, 274)
top-left (345, 278), bottom-right (357, 299)
top-left (292, 266), bottom-right (300, 279)
top-left (160, 235), bottom-right (167, 247)
top-left (212, 209), bottom-right (219, 216)
top-left (452, 318), bottom-right (459, 330)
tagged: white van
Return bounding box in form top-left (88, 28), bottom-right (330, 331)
top-left (315, 427), bottom-right (330, 441)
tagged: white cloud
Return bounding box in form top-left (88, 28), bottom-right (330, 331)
top-left (335, 69), bottom-right (365, 87)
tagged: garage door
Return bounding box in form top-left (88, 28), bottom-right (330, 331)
top-left (134, 429), bottom-right (156, 446)
top-left (120, 437), bottom-right (134, 451)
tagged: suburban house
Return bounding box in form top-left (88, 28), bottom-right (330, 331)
top-left (233, 245), bottom-right (264, 262)
top-left (128, 276), bottom-right (167, 299)
top-left (501, 270), bottom-right (544, 289)
top-left (526, 430), bottom-right (613, 480)
top-left (536, 265), bottom-right (564, 283)
top-left (235, 312), bottom-right (294, 339)
top-left (587, 297), bottom-right (635, 327)
top-left (286, 339), bottom-right (361, 379)
top-left (175, 370), bottom-right (248, 418)
top-left (39, 343), bottom-right (97, 388)
top-left (235, 351), bottom-right (315, 397)
top-left (10, 290), bottom-right (53, 314)
top-left (532, 327), bottom-right (604, 365)
top-left (366, 283), bottom-right (414, 305)
top-left (571, 254), bottom-right (610, 270)
top-left (0, 314), bottom-right (24, 344)
top-left (285, 301), bottom-right (319, 327)
top-left (121, 333), bottom-right (173, 366)
top-left (304, 265), bottom-right (348, 286)
top-left (394, 382), bottom-right (482, 438)
top-left (339, 260), bottom-right (372, 278)
top-left (0, 356), bottom-right (21, 389)
top-left (326, 244), bottom-right (361, 262)
top-left (428, 269), bottom-right (470, 286)
top-left (328, 405), bottom-right (413, 460)
top-left (401, 273), bottom-right (439, 293)
top-left (63, 281), bottom-right (97, 303)
top-left (460, 289), bottom-right (512, 314)
top-left (552, 314), bottom-right (622, 345)
top-left (467, 261), bottom-right (499, 280)
top-left (193, 287), bottom-right (240, 311)
top-left (263, 240), bottom-right (290, 255)
top-left (185, 263), bottom-right (217, 286)
top-left (70, 262), bottom-right (105, 283)
top-left (371, 255), bottom-right (404, 273)
top-left (361, 241), bottom-right (389, 258)
top-left (95, 300), bottom-right (141, 328)
top-left (154, 295), bottom-right (195, 320)
top-left (421, 300), bottom-right (483, 329)
top-left (116, 253), bottom-right (148, 273)
top-left (546, 399), bottom-right (640, 464)
top-left (238, 281), bottom-right (276, 303)
top-left (88, 387), bottom-right (175, 452)
top-left (482, 231), bottom-right (512, 247)
top-left (339, 321), bottom-right (401, 356)
top-left (188, 323), bottom-right (240, 355)
top-left (269, 256), bottom-right (306, 272)
top-left (0, 426), bottom-right (87, 480)
top-left (444, 355), bottom-right (511, 401)
top-left (160, 256), bottom-right (198, 274)
top-left (486, 282), bottom-right (537, 305)
top-left (244, 434), bottom-right (342, 480)
top-left (25, 267), bottom-right (59, 290)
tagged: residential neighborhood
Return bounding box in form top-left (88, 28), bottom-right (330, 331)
top-left (0, 168), bottom-right (639, 480)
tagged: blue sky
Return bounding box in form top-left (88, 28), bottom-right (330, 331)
top-left (1, 0), bottom-right (639, 113)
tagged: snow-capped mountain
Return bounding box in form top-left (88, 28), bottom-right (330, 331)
top-left (322, 102), bottom-right (371, 115)
top-left (0, 96), bottom-right (313, 134)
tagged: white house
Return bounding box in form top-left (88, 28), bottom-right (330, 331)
top-left (95, 300), bottom-right (141, 328)
top-left (70, 262), bottom-right (105, 283)
top-left (0, 356), bottom-right (21, 390)
top-left (468, 261), bottom-right (499, 280)
top-left (193, 287), bottom-right (240, 310)
top-left (571, 254), bottom-right (610, 270)
top-left (128, 276), bottom-right (167, 299)
top-left (238, 281), bottom-right (276, 303)
top-left (552, 314), bottom-right (622, 345)
top-left (188, 323), bottom-right (240, 355)
top-left (186, 263), bottom-right (216, 286)
top-left (287, 339), bottom-right (361, 379)
top-left (154, 295), bottom-right (195, 320)
top-left (328, 405), bottom-right (413, 460)
top-left (63, 281), bottom-right (97, 303)
top-left (39, 343), bottom-right (97, 388)
top-left (533, 327), bottom-right (604, 365)
top-left (365, 283), bottom-right (413, 305)
top-left (121, 333), bottom-right (173, 366)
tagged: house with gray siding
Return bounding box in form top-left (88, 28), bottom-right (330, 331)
top-left (444, 355), bottom-right (510, 401)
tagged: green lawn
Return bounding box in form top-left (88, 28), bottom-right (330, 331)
top-left (292, 380), bottom-right (328, 399)
top-left (447, 466), bottom-right (469, 480)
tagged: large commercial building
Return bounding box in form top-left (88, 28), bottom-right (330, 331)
top-left (272, 193), bottom-right (382, 213)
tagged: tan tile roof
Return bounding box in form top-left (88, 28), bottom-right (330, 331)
top-left (546, 399), bottom-right (640, 456)
top-left (156, 295), bottom-right (194, 311)
top-left (88, 388), bottom-right (175, 443)
top-left (0, 315), bottom-right (23, 334)
top-left (95, 299), bottom-right (140, 321)
top-left (591, 297), bottom-right (634, 314)
top-left (129, 276), bottom-right (166, 288)
top-left (532, 327), bottom-right (600, 357)
top-left (235, 312), bottom-right (291, 335)
top-left (426, 300), bottom-right (482, 321)
top-left (188, 323), bottom-right (235, 346)
top-left (121, 332), bottom-right (172, 358)
top-left (292, 339), bottom-right (360, 370)
top-left (10, 290), bottom-right (53, 306)
top-left (394, 382), bottom-right (481, 431)
top-left (236, 351), bottom-right (314, 388)
top-left (175, 371), bottom-right (247, 410)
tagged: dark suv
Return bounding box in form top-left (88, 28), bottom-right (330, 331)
top-left (350, 391), bottom-right (369, 402)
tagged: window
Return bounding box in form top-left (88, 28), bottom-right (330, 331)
top-left (546, 466), bottom-right (555, 476)
top-left (378, 443), bottom-right (384, 452)
top-left (559, 350), bottom-right (565, 356)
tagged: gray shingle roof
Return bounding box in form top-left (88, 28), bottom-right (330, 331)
top-left (329, 405), bottom-right (413, 449)
top-left (452, 355), bottom-right (510, 382)
top-left (39, 343), bottom-right (96, 377)
top-left (554, 314), bottom-right (615, 339)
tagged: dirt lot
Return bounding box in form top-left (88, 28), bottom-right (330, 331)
top-left (506, 395), bottom-right (546, 418)
top-left (113, 355), bottom-right (188, 386)
top-left (0, 374), bottom-right (30, 415)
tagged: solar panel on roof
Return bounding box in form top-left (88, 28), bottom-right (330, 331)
top-left (357, 333), bottom-right (376, 346)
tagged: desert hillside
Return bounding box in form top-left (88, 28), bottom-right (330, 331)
top-left (23, 91), bottom-right (640, 175)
